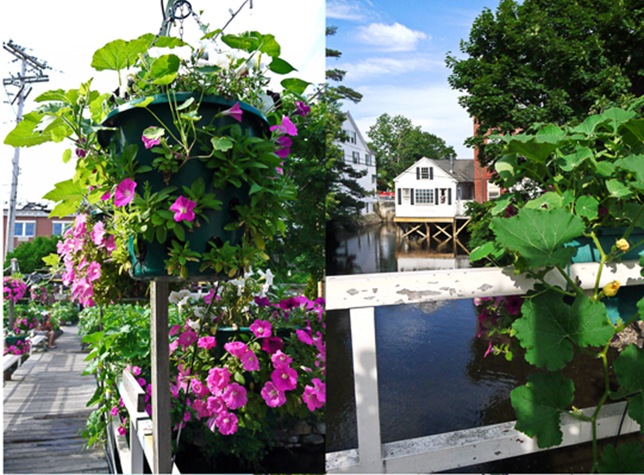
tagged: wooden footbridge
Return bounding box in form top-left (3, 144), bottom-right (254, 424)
top-left (3, 325), bottom-right (109, 474)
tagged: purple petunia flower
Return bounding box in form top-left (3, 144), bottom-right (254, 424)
top-left (249, 319), bottom-right (272, 339)
top-left (114, 178), bottom-right (137, 207)
top-left (295, 101), bottom-right (310, 117)
top-left (271, 366), bottom-right (298, 392)
top-left (222, 382), bottom-right (247, 410)
top-left (261, 381), bottom-right (287, 408)
top-left (221, 102), bottom-right (243, 122)
top-left (169, 195), bottom-right (197, 222)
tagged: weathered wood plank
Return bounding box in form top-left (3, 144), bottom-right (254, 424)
top-left (3, 325), bottom-right (109, 474)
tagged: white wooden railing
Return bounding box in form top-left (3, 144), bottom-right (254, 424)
top-left (116, 370), bottom-right (180, 474)
top-left (325, 261), bottom-right (644, 473)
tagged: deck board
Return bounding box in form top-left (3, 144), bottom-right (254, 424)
top-left (3, 325), bottom-right (109, 474)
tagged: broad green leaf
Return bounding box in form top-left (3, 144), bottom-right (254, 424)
top-left (575, 195), bottom-right (598, 222)
top-left (606, 179), bottom-right (633, 199)
top-left (134, 96), bottom-right (155, 108)
top-left (506, 135), bottom-right (559, 163)
top-left (4, 111), bottom-right (51, 146)
top-left (525, 192), bottom-right (562, 210)
top-left (175, 96), bottom-right (195, 111)
top-left (616, 154), bottom-right (644, 183)
top-left (62, 148), bottom-right (72, 164)
top-left (595, 161), bottom-right (615, 177)
top-left (494, 153), bottom-right (518, 186)
top-left (43, 180), bottom-right (86, 217)
top-left (570, 114), bottom-right (605, 136)
top-left (600, 107), bottom-right (636, 133)
top-left (598, 442), bottom-right (644, 473)
top-left (469, 241), bottom-right (504, 262)
top-left (510, 372), bottom-right (574, 448)
top-left (91, 34), bottom-right (154, 72)
top-left (558, 146), bottom-right (592, 172)
top-left (149, 54), bottom-right (180, 85)
top-left (490, 208), bottom-right (585, 268)
top-left (514, 291), bottom-right (614, 370)
top-left (623, 118), bottom-right (644, 143)
top-left (42, 253), bottom-right (60, 268)
top-left (614, 345), bottom-right (644, 429)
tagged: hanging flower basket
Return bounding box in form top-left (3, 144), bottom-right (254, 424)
top-left (99, 93), bottom-right (269, 280)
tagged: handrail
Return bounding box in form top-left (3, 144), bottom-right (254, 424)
top-left (325, 260), bottom-right (643, 473)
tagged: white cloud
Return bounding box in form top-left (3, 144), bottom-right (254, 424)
top-left (346, 84), bottom-right (474, 159)
top-left (343, 55), bottom-right (444, 82)
top-left (356, 22), bottom-right (429, 52)
top-left (327, 0), bottom-right (375, 21)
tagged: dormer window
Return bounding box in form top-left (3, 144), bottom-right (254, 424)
top-left (417, 166), bottom-right (433, 180)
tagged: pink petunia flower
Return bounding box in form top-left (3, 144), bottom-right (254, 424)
top-left (206, 367), bottom-right (230, 396)
top-left (215, 411), bottom-right (238, 435)
top-left (261, 381), bottom-right (287, 408)
top-left (90, 221), bottom-right (105, 246)
top-left (197, 336), bottom-right (217, 350)
top-left (302, 378), bottom-right (326, 411)
top-left (249, 319), bottom-right (272, 339)
top-left (190, 378), bottom-right (210, 398)
top-left (141, 133), bottom-right (161, 149)
top-left (86, 261), bottom-right (101, 282)
top-left (271, 366), bottom-right (298, 392)
top-left (239, 349), bottom-right (260, 372)
top-left (177, 329), bottom-right (197, 349)
top-left (222, 382), bottom-right (247, 410)
top-left (271, 350), bottom-right (292, 368)
top-left (295, 101), bottom-right (310, 117)
top-left (296, 328), bottom-right (314, 345)
top-left (224, 341), bottom-right (248, 358)
top-left (169, 195), bottom-right (197, 222)
top-left (221, 102), bottom-right (243, 122)
top-left (114, 178), bottom-right (137, 207)
top-left (270, 115), bottom-right (298, 136)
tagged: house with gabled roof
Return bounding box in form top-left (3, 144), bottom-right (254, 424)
top-left (394, 157), bottom-right (475, 219)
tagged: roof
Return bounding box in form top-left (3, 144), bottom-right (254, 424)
top-left (394, 157), bottom-right (474, 182)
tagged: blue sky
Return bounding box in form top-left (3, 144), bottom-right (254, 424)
top-left (327, 0), bottom-right (500, 158)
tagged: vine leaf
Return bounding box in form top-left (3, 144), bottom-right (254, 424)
top-left (598, 442), bottom-right (644, 473)
top-left (513, 291), bottom-right (614, 370)
top-left (490, 208), bottom-right (585, 268)
top-left (613, 345), bottom-right (644, 428)
top-left (510, 372), bottom-right (574, 448)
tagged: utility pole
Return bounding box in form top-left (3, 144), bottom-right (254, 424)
top-left (3, 41), bottom-right (50, 259)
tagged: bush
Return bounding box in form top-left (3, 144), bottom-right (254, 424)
top-left (4, 236), bottom-right (61, 274)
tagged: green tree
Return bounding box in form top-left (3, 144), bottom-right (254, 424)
top-left (4, 235), bottom-right (61, 275)
top-left (367, 113), bottom-right (456, 190)
top-left (446, 0), bottom-right (643, 167)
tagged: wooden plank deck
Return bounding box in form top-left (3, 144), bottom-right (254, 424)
top-left (3, 325), bottom-right (109, 474)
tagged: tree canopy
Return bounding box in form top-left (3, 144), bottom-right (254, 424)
top-left (446, 0), bottom-right (643, 166)
top-left (367, 113), bottom-right (456, 190)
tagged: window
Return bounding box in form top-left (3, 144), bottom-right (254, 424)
top-left (365, 154), bottom-right (372, 166)
top-left (352, 151), bottom-right (360, 164)
top-left (417, 167), bottom-right (433, 180)
top-left (415, 189), bottom-right (434, 205)
top-left (52, 221), bottom-right (72, 236)
top-left (14, 221), bottom-right (35, 238)
top-left (347, 130), bottom-right (357, 144)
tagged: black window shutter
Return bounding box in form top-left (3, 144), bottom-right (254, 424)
top-left (435, 188), bottom-right (438, 204)
top-left (397, 189), bottom-right (401, 205)
top-left (448, 188), bottom-right (452, 205)
top-left (410, 188), bottom-right (415, 205)
top-left (430, 167), bottom-right (434, 180)
top-left (416, 167), bottom-right (420, 180)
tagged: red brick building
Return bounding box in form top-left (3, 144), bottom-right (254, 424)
top-left (3, 203), bottom-right (74, 255)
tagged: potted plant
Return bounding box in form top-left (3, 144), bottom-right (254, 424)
top-left (472, 97), bottom-right (644, 471)
top-left (5, 28), bottom-right (310, 284)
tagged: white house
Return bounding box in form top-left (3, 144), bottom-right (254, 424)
top-left (336, 112), bottom-right (378, 214)
top-left (394, 157), bottom-right (474, 219)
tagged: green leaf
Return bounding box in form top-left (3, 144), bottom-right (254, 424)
top-left (4, 111), bottom-right (52, 147)
top-left (598, 442), bottom-right (644, 473)
top-left (469, 241), bottom-right (505, 262)
top-left (616, 154), bottom-right (644, 183)
top-left (510, 372), bottom-right (574, 448)
top-left (212, 136), bottom-right (234, 152)
top-left (91, 34), bottom-right (154, 72)
top-left (490, 208), bottom-right (585, 268)
top-left (268, 57), bottom-right (296, 75)
top-left (149, 54), bottom-right (180, 85)
top-left (280, 77), bottom-right (311, 95)
top-left (575, 195), bottom-right (599, 221)
top-left (525, 192), bottom-right (562, 210)
top-left (514, 291), bottom-right (614, 370)
top-left (614, 345), bottom-right (644, 428)
top-left (606, 179), bottom-right (633, 199)
top-left (43, 180), bottom-right (86, 217)
top-left (558, 146), bottom-right (592, 172)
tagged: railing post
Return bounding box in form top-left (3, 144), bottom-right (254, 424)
top-left (350, 306), bottom-right (384, 472)
top-left (129, 418), bottom-right (145, 474)
top-left (151, 280), bottom-right (172, 474)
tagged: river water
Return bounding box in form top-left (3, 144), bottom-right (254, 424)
top-left (326, 223), bottom-right (618, 471)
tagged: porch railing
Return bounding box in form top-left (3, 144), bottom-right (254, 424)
top-left (325, 260), bottom-right (643, 473)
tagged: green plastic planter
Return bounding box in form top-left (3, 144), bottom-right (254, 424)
top-left (570, 227), bottom-right (644, 324)
top-left (99, 93), bottom-right (269, 280)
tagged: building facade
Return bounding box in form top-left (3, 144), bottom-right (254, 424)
top-left (394, 158), bottom-right (475, 219)
top-left (3, 203), bottom-right (73, 256)
top-left (337, 112), bottom-right (378, 214)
